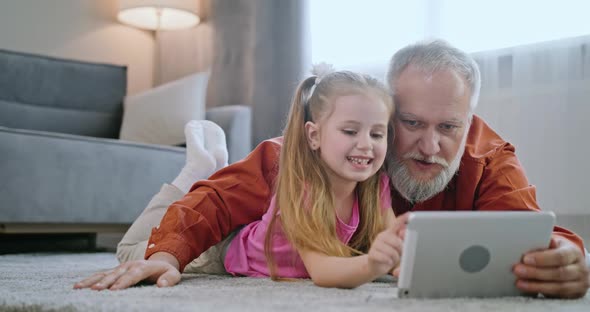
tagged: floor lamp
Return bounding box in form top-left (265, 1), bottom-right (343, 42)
top-left (117, 0), bottom-right (201, 84)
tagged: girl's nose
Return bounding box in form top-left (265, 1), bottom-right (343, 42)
top-left (356, 133), bottom-right (373, 150)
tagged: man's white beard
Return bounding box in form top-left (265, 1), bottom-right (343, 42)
top-left (388, 137), bottom-right (466, 204)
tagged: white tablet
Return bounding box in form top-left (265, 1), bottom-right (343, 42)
top-left (397, 211), bottom-right (555, 298)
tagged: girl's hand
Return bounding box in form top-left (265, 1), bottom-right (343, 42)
top-left (367, 213), bottom-right (408, 277)
top-left (73, 252), bottom-right (181, 291)
top-left (392, 266), bottom-right (401, 278)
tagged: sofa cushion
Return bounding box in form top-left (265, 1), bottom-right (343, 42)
top-left (119, 71), bottom-right (209, 146)
top-left (0, 125), bottom-right (185, 223)
top-left (0, 49), bottom-right (127, 138)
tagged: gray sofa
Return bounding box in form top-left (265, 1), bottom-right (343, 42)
top-left (0, 49), bottom-right (251, 237)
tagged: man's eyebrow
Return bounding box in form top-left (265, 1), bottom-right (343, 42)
top-left (396, 112), bottom-right (417, 119)
top-left (444, 118), bottom-right (465, 126)
top-left (396, 113), bottom-right (465, 126)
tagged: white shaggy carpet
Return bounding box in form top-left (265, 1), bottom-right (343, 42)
top-left (0, 253), bottom-right (588, 312)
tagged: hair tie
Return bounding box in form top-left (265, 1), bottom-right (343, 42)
top-left (303, 77), bottom-right (317, 122)
top-left (308, 77), bottom-right (319, 99)
top-left (311, 62), bottom-right (335, 78)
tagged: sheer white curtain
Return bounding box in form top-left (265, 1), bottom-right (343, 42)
top-left (311, 0), bottom-right (590, 214)
top-left (311, 0), bottom-right (590, 78)
top-left (474, 36), bottom-right (590, 215)
top-left (310, 0), bottom-right (428, 79)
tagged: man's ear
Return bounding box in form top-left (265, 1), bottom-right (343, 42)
top-left (305, 121), bottom-right (320, 150)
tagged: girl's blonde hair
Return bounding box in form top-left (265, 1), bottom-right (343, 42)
top-left (265, 67), bottom-right (395, 279)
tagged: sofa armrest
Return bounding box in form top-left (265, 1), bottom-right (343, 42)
top-left (0, 126), bottom-right (185, 225)
top-left (205, 105), bottom-right (252, 163)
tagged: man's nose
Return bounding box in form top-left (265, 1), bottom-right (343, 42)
top-left (418, 128), bottom-right (440, 156)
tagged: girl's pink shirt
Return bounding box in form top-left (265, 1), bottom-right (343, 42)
top-left (223, 174), bottom-right (391, 278)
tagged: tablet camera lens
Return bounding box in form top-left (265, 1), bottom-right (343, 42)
top-left (459, 245), bottom-right (490, 273)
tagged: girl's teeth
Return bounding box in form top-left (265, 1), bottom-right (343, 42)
top-left (348, 157), bottom-right (369, 165)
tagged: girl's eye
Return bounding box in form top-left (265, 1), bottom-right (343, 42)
top-left (342, 129), bottom-right (357, 136)
top-left (371, 133), bottom-right (385, 139)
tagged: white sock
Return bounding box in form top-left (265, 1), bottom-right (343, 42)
top-left (202, 120), bottom-right (228, 171)
top-left (171, 120), bottom-right (227, 193)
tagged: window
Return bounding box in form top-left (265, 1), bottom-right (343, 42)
top-left (310, 0), bottom-right (427, 69)
top-left (310, 0), bottom-right (590, 74)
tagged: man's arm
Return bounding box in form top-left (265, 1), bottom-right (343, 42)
top-left (145, 138), bottom-right (283, 271)
top-left (476, 142), bottom-right (584, 252)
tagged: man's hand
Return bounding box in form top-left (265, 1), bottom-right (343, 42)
top-left (73, 252), bottom-right (181, 291)
top-left (513, 236), bottom-right (590, 299)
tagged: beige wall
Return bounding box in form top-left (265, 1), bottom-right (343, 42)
top-left (0, 0), bottom-right (155, 95)
top-left (157, 0), bottom-right (213, 85)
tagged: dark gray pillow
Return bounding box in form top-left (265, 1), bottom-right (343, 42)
top-left (0, 49), bottom-right (127, 138)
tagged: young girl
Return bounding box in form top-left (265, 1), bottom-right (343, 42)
top-left (223, 66), bottom-right (404, 288)
top-left (74, 67), bottom-right (405, 291)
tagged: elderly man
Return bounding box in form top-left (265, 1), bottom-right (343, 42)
top-left (75, 40), bottom-right (589, 298)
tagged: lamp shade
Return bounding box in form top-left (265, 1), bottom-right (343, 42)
top-left (118, 0), bottom-right (200, 30)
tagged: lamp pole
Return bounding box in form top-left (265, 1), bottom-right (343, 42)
top-left (154, 7), bottom-right (163, 85)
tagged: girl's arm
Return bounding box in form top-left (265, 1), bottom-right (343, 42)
top-left (298, 211), bottom-right (408, 289)
top-left (298, 250), bottom-right (381, 288)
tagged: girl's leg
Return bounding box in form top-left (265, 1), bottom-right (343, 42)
top-left (116, 184), bottom-right (184, 263)
top-left (183, 228), bottom-right (240, 274)
top-left (116, 120), bottom-right (228, 264)
top-left (172, 120), bottom-right (228, 193)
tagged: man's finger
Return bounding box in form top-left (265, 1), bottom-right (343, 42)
top-left (513, 262), bottom-right (586, 282)
top-left (523, 245), bottom-right (580, 267)
top-left (548, 236), bottom-right (558, 249)
top-left (516, 279), bottom-right (589, 299)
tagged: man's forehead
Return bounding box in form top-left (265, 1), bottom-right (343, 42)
top-left (392, 68), bottom-right (471, 119)
top-left (394, 64), bottom-right (469, 88)
top-left (394, 111), bottom-right (466, 125)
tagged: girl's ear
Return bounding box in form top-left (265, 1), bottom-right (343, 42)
top-left (305, 121), bottom-right (320, 150)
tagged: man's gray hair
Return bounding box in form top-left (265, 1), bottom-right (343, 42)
top-left (386, 39), bottom-right (481, 113)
